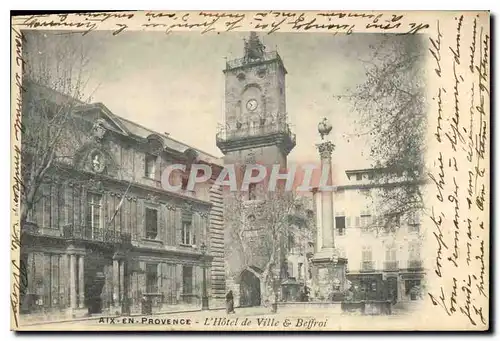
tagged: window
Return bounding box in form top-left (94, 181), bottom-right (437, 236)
top-left (362, 246), bottom-right (372, 262)
top-left (182, 266), bottom-right (193, 294)
top-left (34, 185), bottom-right (53, 228)
top-left (146, 264), bottom-right (158, 293)
top-left (385, 245), bottom-right (397, 262)
top-left (43, 195), bottom-right (51, 227)
top-left (145, 207), bottom-right (158, 239)
top-left (145, 154), bottom-right (157, 179)
top-left (298, 263), bottom-right (304, 280)
top-left (181, 210), bottom-right (194, 245)
top-left (368, 172), bottom-right (374, 180)
top-left (87, 193), bottom-right (102, 232)
top-left (335, 216), bottom-right (346, 236)
top-left (408, 242), bottom-right (421, 261)
top-left (361, 246), bottom-right (374, 271)
top-left (356, 173), bottom-right (363, 181)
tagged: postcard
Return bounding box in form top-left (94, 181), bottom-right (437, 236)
top-left (10, 10), bottom-right (490, 331)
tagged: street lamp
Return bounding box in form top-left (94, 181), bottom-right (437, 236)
top-left (200, 242), bottom-right (209, 310)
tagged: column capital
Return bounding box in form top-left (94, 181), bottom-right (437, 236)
top-left (66, 244), bottom-right (86, 256)
top-left (316, 141), bottom-right (335, 160)
top-left (113, 252), bottom-right (126, 260)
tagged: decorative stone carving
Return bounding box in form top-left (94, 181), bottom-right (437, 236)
top-left (146, 135), bottom-right (164, 155)
top-left (87, 179), bottom-right (104, 192)
top-left (91, 119), bottom-right (107, 141)
top-left (245, 152), bottom-right (256, 165)
top-left (146, 194), bottom-right (159, 203)
top-left (89, 150), bottom-right (106, 174)
top-left (165, 204), bottom-right (177, 211)
top-left (183, 202), bottom-right (193, 213)
top-left (316, 141), bottom-right (335, 160)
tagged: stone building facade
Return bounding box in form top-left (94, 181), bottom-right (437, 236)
top-left (19, 83), bottom-right (226, 320)
top-left (318, 168), bottom-right (426, 303)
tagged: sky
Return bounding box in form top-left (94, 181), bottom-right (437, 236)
top-left (30, 31), bottom-right (396, 183)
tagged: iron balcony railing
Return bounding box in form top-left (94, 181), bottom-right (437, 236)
top-left (407, 260), bottom-right (423, 269)
top-left (216, 121), bottom-right (296, 144)
top-left (360, 261), bottom-right (375, 272)
top-left (63, 224), bottom-right (132, 245)
top-left (383, 261), bottom-right (399, 271)
top-left (225, 51), bottom-right (283, 70)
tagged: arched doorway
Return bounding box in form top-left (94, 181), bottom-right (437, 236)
top-left (239, 269), bottom-right (261, 307)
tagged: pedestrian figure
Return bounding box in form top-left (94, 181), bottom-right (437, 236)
top-left (226, 290), bottom-right (235, 314)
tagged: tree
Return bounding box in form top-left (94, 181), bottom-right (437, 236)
top-left (224, 189), bottom-right (309, 306)
top-left (345, 34), bottom-right (427, 224)
top-left (18, 31), bottom-right (94, 229)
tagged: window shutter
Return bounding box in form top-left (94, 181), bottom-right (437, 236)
top-left (176, 264), bottom-right (182, 301)
top-left (166, 207), bottom-right (176, 246)
top-left (138, 200), bottom-right (145, 239)
top-left (157, 263), bottom-right (162, 294)
top-left (158, 206), bottom-right (165, 242)
top-left (176, 209), bottom-right (182, 245)
top-left (138, 262), bottom-right (146, 295)
top-left (346, 217), bottom-right (351, 228)
top-left (195, 265), bottom-right (203, 297)
top-left (154, 156), bottom-right (161, 182)
top-left (51, 183), bottom-right (58, 230)
top-left (194, 212), bottom-right (202, 247)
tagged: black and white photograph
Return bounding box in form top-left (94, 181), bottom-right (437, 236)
top-left (10, 11), bottom-right (490, 331)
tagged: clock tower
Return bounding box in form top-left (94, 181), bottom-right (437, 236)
top-left (216, 32), bottom-right (295, 168)
top-left (217, 33), bottom-right (296, 307)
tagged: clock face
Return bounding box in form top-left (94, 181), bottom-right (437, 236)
top-left (246, 99), bottom-right (258, 112)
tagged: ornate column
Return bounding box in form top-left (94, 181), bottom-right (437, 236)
top-left (70, 254), bottom-right (77, 310)
top-left (317, 140), bottom-right (335, 249)
top-left (119, 260), bottom-right (125, 302)
top-left (78, 255), bottom-right (85, 308)
top-left (311, 118), bottom-right (345, 299)
top-left (113, 258), bottom-right (120, 308)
